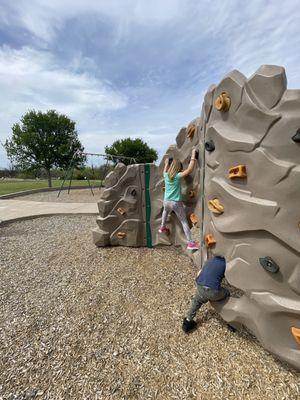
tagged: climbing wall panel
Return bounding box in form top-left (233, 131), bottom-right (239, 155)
top-left (202, 65), bottom-right (300, 370)
top-left (93, 119), bottom-right (201, 262)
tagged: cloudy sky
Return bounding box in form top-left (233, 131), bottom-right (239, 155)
top-left (0, 0), bottom-right (300, 167)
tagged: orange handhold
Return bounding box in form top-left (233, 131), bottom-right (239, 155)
top-left (208, 199), bottom-right (224, 214)
top-left (189, 190), bottom-right (196, 199)
top-left (291, 327), bottom-right (300, 345)
top-left (117, 232), bottom-right (126, 239)
top-left (117, 207), bottom-right (125, 215)
top-left (190, 213), bottom-right (198, 225)
top-left (229, 165), bottom-right (247, 179)
top-left (187, 125), bottom-right (196, 139)
top-left (214, 92), bottom-right (231, 112)
top-left (205, 234), bottom-right (216, 248)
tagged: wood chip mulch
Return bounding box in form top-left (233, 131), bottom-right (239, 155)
top-left (0, 216), bottom-right (299, 399)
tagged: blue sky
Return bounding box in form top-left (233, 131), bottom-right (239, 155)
top-left (0, 0), bottom-right (300, 167)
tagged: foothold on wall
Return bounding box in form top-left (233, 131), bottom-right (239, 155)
top-left (291, 327), bottom-right (300, 345)
top-left (214, 92), bottom-right (231, 112)
top-left (131, 189), bottom-right (137, 197)
top-left (259, 256), bottom-right (280, 273)
top-left (208, 199), bottom-right (224, 214)
top-left (117, 207), bottom-right (126, 215)
top-left (117, 232), bottom-right (126, 239)
top-left (187, 125), bottom-right (196, 139)
top-left (229, 165), bottom-right (247, 179)
top-left (189, 190), bottom-right (196, 199)
top-left (205, 140), bottom-right (215, 152)
top-left (190, 213), bottom-right (198, 225)
top-left (162, 186), bottom-right (165, 192)
top-left (292, 129), bottom-right (300, 143)
top-left (205, 234), bottom-right (216, 248)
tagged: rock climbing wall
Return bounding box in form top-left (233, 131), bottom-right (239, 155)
top-left (93, 64), bottom-right (300, 370)
top-left (202, 65), bottom-right (300, 370)
top-left (151, 118), bottom-right (202, 263)
top-left (92, 163), bottom-right (146, 247)
top-left (92, 120), bottom-right (202, 263)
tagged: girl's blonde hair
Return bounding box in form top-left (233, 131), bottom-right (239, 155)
top-left (168, 159), bottom-right (183, 180)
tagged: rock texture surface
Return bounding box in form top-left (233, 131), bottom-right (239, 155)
top-left (201, 65), bottom-right (300, 370)
top-left (92, 125), bottom-right (201, 263)
top-left (93, 65), bottom-right (300, 370)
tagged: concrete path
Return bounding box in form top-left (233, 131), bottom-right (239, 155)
top-left (0, 199), bottom-right (98, 223)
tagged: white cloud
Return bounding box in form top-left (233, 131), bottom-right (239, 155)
top-left (2, 0), bottom-right (300, 167)
top-left (0, 0), bottom-right (184, 43)
top-left (3, 0), bottom-right (300, 86)
top-left (208, 1), bottom-right (300, 86)
top-left (0, 45), bottom-right (128, 166)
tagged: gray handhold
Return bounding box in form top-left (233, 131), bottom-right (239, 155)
top-left (205, 140), bottom-right (215, 152)
top-left (292, 129), bottom-right (300, 143)
top-left (259, 256), bottom-right (279, 273)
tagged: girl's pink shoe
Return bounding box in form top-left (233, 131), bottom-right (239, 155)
top-left (158, 226), bottom-right (170, 235)
top-left (187, 241), bottom-right (199, 250)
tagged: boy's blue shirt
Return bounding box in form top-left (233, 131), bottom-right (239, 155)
top-left (196, 256), bottom-right (226, 291)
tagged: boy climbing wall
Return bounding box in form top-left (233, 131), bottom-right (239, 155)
top-left (182, 256), bottom-right (230, 333)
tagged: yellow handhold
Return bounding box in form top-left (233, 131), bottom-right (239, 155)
top-left (187, 125), bottom-right (196, 139)
top-left (117, 232), bottom-right (126, 239)
top-left (291, 327), bottom-right (300, 345)
top-left (190, 213), bottom-right (198, 225)
top-left (117, 207), bottom-right (125, 215)
top-left (214, 92), bottom-right (231, 112)
top-left (205, 234), bottom-right (216, 248)
top-left (208, 199), bottom-right (224, 214)
top-left (229, 165), bottom-right (247, 179)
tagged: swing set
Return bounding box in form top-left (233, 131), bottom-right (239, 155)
top-left (57, 150), bottom-right (136, 197)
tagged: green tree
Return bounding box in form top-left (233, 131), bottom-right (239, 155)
top-left (5, 110), bottom-right (85, 187)
top-left (105, 137), bottom-right (158, 166)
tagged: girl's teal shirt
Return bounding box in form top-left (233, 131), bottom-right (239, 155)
top-left (163, 172), bottom-right (182, 201)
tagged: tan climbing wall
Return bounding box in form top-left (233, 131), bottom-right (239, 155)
top-left (201, 65), bottom-right (300, 370)
top-left (92, 163), bottom-right (145, 247)
top-left (93, 121), bottom-right (201, 261)
top-left (93, 64), bottom-right (300, 370)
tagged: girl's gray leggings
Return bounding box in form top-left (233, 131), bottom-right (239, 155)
top-left (161, 200), bottom-right (192, 242)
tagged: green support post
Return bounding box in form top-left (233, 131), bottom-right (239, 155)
top-left (144, 164), bottom-right (152, 248)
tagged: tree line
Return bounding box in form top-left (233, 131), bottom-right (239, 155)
top-left (4, 110), bottom-right (158, 187)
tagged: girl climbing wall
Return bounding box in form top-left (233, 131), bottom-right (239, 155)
top-left (159, 149), bottom-right (199, 250)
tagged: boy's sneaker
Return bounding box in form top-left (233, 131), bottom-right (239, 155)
top-left (158, 226), bottom-right (170, 235)
top-left (187, 241), bottom-right (199, 250)
top-left (182, 318), bottom-right (197, 333)
top-left (227, 324), bottom-right (237, 332)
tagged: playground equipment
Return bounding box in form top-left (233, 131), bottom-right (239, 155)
top-left (92, 65), bottom-right (300, 370)
top-left (57, 151), bottom-right (136, 197)
top-left (92, 132), bottom-right (201, 261)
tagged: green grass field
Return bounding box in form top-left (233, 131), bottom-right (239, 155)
top-left (0, 179), bottom-right (102, 196)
